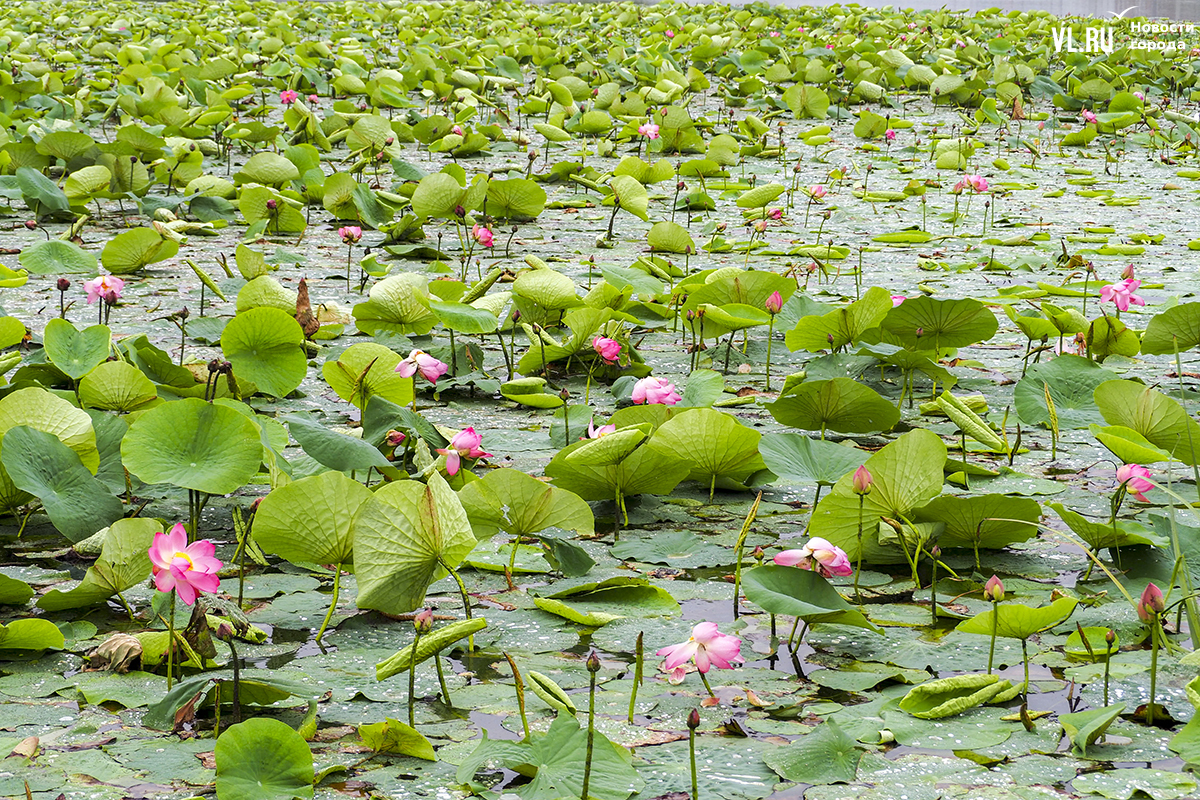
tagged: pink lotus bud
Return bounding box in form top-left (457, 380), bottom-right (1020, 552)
top-left (764, 291), bottom-right (783, 315)
top-left (983, 575), bottom-right (1005, 602)
top-left (1138, 582), bottom-right (1165, 621)
top-left (414, 607), bottom-right (434, 633)
top-left (852, 465), bottom-right (873, 495)
top-left (385, 430), bottom-right (407, 448)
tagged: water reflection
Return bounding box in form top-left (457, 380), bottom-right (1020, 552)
top-left (769, 0), bottom-right (1200, 22)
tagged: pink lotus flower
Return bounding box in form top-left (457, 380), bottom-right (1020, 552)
top-left (1138, 582), bottom-right (1165, 622)
top-left (885, 129), bottom-right (896, 142)
top-left (1082, 109), bottom-right (1097, 124)
top-left (451, 125), bottom-right (464, 136)
top-left (1117, 464), bottom-right (1153, 502)
top-left (1099, 278), bottom-right (1145, 312)
top-left (825, 43), bottom-right (834, 49)
top-left (1135, 91), bottom-right (1146, 101)
top-left (665, 29), bottom-right (675, 38)
top-left (984, 575), bottom-right (1005, 602)
top-left (967, 174), bottom-right (989, 192)
top-left (764, 291), bottom-right (783, 315)
top-left (280, 90), bottom-right (298, 105)
top-left (592, 336), bottom-right (621, 363)
top-left (769, 31), bottom-right (781, 37)
top-left (436, 427), bottom-right (491, 476)
top-left (632, 376), bottom-right (682, 406)
top-left (587, 421), bottom-right (617, 439)
top-left (809, 184), bottom-right (827, 199)
top-left (891, 295), bottom-right (906, 307)
top-left (395, 349), bottom-right (449, 384)
top-left (84, 275), bottom-right (125, 305)
top-left (338, 225), bottom-right (362, 245)
top-left (308, 94), bottom-right (319, 104)
top-left (852, 465), bottom-right (873, 495)
top-left (148, 524), bottom-right (222, 606)
top-left (1038, 121), bottom-right (1045, 130)
top-left (767, 208), bottom-right (783, 221)
top-left (638, 123), bottom-right (660, 139)
top-left (774, 537), bottom-right (853, 577)
top-left (471, 224), bottom-right (494, 248)
top-left (656, 622), bottom-right (742, 674)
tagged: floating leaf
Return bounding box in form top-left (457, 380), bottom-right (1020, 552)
top-left (741, 565), bottom-right (881, 632)
top-left (215, 717), bottom-right (314, 800)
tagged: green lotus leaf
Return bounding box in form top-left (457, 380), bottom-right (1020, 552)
top-left (358, 718), bottom-right (436, 760)
top-left (352, 473), bottom-right (476, 615)
top-left (546, 436), bottom-right (690, 501)
top-left (1060, 703), bottom-right (1125, 756)
top-left (500, 377), bottom-right (564, 408)
top-left (236, 275), bottom-right (297, 313)
top-left (322, 342), bottom-right (412, 410)
top-left (741, 565), bottom-right (881, 632)
top-left (937, 391), bottom-right (1005, 450)
top-left (736, 182), bottom-right (785, 209)
top-left (786, 286), bottom-right (892, 353)
top-left (1, 426), bottom-right (122, 543)
top-left (43, 318), bottom-right (111, 380)
top-left (352, 273), bottom-right (437, 336)
top-left (457, 467), bottom-right (593, 542)
top-left (757, 433), bottom-right (868, 486)
top-left (652, 407), bottom-right (765, 488)
top-left (898, 673), bottom-right (1007, 719)
top-left (809, 430), bottom-right (946, 564)
top-left (647, 220), bottom-right (695, 254)
top-left (0, 387), bottom-right (99, 474)
top-left (215, 717), bottom-right (314, 800)
top-left (1142, 302), bottom-right (1200, 355)
top-left (485, 178), bottom-right (546, 220)
top-left (121, 398), bottom-right (262, 495)
top-left (239, 186), bottom-right (307, 233)
top-left (37, 131), bottom-right (97, 162)
top-left (1088, 315), bottom-right (1141, 360)
top-left (237, 151), bottom-right (300, 186)
top-left (16, 166), bottom-right (71, 219)
top-left (100, 227), bottom-right (179, 274)
top-left (881, 295), bottom-right (998, 350)
top-left (958, 596), bottom-right (1078, 640)
top-left (221, 307), bottom-right (307, 398)
top-left (564, 426), bottom-right (648, 466)
top-left (1014, 355), bottom-right (1116, 430)
top-left (912, 493), bottom-right (1040, 550)
top-left (0, 618), bottom-right (65, 653)
top-left (18, 239), bottom-right (96, 275)
top-left (431, 300), bottom-right (498, 334)
top-left (608, 175), bottom-right (649, 221)
top-left (1047, 502), bottom-right (1164, 550)
top-left (376, 617), bottom-right (488, 680)
top-left (1089, 424), bottom-right (1173, 465)
top-left (610, 530), bottom-right (731, 569)
top-left (38, 518), bottom-right (162, 610)
top-left (513, 269), bottom-right (580, 311)
top-left (1094, 380), bottom-right (1200, 465)
top-left (763, 719), bottom-right (861, 785)
top-left (766, 377), bottom-right (899, 436)
top-left (284, 413), bottom-right (391, 472)
top-left (78, 360), bottom-right (158, 412)
top-left (64, 165), bottom-right (112, 204)
top-left (253, 472), bottom-right (369, 566)
top-left (0, 573), bottom-right (33, 606)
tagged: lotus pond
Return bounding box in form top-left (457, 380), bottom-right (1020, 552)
top-left (8, 1), bottom-right (1200, 799)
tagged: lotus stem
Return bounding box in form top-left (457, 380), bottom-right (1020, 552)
top-left (765, 316), bottom-right (775, 391)
top-left (313, 567), bottom-right (341, 645)
top-left (628, 632), bottom-right (643, 724)
top-left (409, 624), bottom-right (423, 726)
top-left (434, 652), bottom-right (452, 706)
top-left (1021, 638), bottom-right (1030, 700)
top-left (689, 713), bottom-right (700, 800)
top-left (166, 590), bottom-right (176, 690)
top-left (503, 653), bottom-right (530, 739)
top-left (987, 598), bottom-right (999, 674)
top-left (1148, 621), bottom-right (1159, 726)
top-left (731, 493), bottom-right (762, 620)
top-left (229, 637), bottom-right (241, 725)
top-left (854, 494), bottom-right (865, 603)
top-left (698, 670), bottom-right (715, 698)
top-left (581, 653), bottom-right (600, 800)
top-left (441, 558), bottom-right (474, 651)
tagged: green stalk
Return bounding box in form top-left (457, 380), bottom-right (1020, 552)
top-left (628, 632), bottom-right (643, 724)
top-left (731, 492), bottom-right (762, 620)
top-left (854, 494), bottom-right (865, 603)
top-left (1148, 621), bottom-right (1159, 726)
top-left (440, 558), bottom-right (475, 651)
top-left (1021, 638), bottom-right (1030, 699)
top-left (166, 591), bottom-right (176, 690)
top-left (765, 315), bottom-right (774, 390)
top-left (409, 624), bottom-right (423, 726)
top-left (581, 655), bottom-right (600, 800)
top-left (689, 721), bottom-right (699, 800)
top-left (434, 654), bottom-right (452, 706)
top-left (987, 598), bottom-right (998, 674)
top-left (698, 670), bottom-right (716, 698)
top-left (503, 653), bottom-right (530, 740)
top-left (313, 567), bottom-right (341, 645)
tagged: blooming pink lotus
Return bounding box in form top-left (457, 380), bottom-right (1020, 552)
top-left (632, 376), bottom-right (682, 406)
top-left (774, 537), bottom-right (853, 577)
top-left (280, 90), bottom-right (298, 105)
top-left (1117, 464), bottom-right (1153, 502)
top-left (338, 225), bottom-right (362, 245)
top-left (148, 524), bottom-right (222, 606)
top-left (84, 275), bottom-right (125, 305)
top-left (471, 224), bottom-right (494, 248)
top-left (1082, 109), bottom-right (1097, 124)
top-left (451, 125), bottom-right (464, 136)
top-left (308, 94), bottom-right (319, 104)
top-left (638, 123), bottom-right (660, 139)
top-left (587, 421), bottom-right (617, 439)
top-left (764, 291), bottom-right (783, 315)
top-left (885, 129), bottom-right (896, 142)
top-left (592, 336), bottom-right (621, 363)
top-left (656, 622), bottom-right (743, 674)
top-left (767, 208), bottom-right (783, 221)
top-left (437, 427), bottom-right (491, 476)
top-left (665, 29), bottom-right (675, 38)
top-left (1138, 582), bottom-right (1165, 622)
top-left (809, 184), bottom-right (827, 199)
top-left (395, 349), bottom-right (448, 384)
top-left (891, 295), bottom-right (907, 307)
top-left (1099, 278), bottom-right (1145, 312)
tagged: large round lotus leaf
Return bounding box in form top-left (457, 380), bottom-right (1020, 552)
top-left (236, 275), bottom-right (297, 313)
top-left (351, 273), bottom-right (436, 336)
top-left (0, 426), bottom-right (123, 543)
top-left (0, 387), bottom-right (99, 474)
top-left (430, 300), bottom-right (498, 334)
top-left (239, 186), bottom-right (307, 233)
top-left (647, 221), bottom-right (695, 254)
top-left (898, 673), bottom-right (1007, 719)
top-left (608, 175), bottom-right (649, 221)
top-left (485, 178), bottom-right (546, 220)
top-left (546, 437), bottom-right (690, 501)
top-left (653, 408), bottom-right (765, 486)
top-left (78, 360), bottom-right (158, 412)
top-left (0, 317), bottom-right (23, 350)
top-left (215, 717), bottom-right (313, 800)
top-left (411, 172), bottom-right (465, 219)
top-left (766, 377), bottom-right (899, 435)
top-left (237, 151), bottom-right (300, 186)
top-left (253, 472), bottom-right (370, 565)
top-left (741, 564), bottom-right (880, 632)
top-left (1142, 302), bottom-right (1200, 355)
top-left (121, 398), bottom-right (263, 495)
top-left (100, 227), bottom-right (179, 274)
top-left (513, 269), bottom-right (579, 310)
top-left (42, 319), bottom-right (111, 380)
top-left (63, 165), bottom-right (112, 202)
top-left (322, 342), bottom-right (412, 410)
top-left (18, 239), bottom-right (96, 275)
top-left (220, 307), bottom-right (307, 398)
top-left (564, 426), bottom-right (647, 467)
top-left (36, 131), bottom-right (97, 162)
top-left (351, 473), bottom-right (476, 615)
top-left (881, 296), bottom-right (998, 350)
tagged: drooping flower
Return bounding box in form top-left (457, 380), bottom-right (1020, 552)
top-left (436, 427), bottom-right (491, 477)
top-left (852, 465), bottom-right (873, 495)
top-left (764, 291), bottom-right (783, 315)
top-left (338, 225), bottom-right (363, 245)
top-left (471, 224), bottom-right (494, 248)
top-left (1138, 583), bottom-right (1165, 622)
top-left (280, 89), bottom-right (298, 105)
top-left (1082, 108), bottom-right (1098, 124)
top-left (632, 376), bottom-right (682, 406)
top-left (587, 421), bottom-right (617, 439)
top-left (638, 123), bottom-right (660, 139)
top-left (148, 524), bottom-right (222, 606)
top-left (656, 622), bottom-right (743, 674)
top-left (1099, 278), bottom-right (1145, 312)
top-left (773, 537), bottom-right (854, 577)
top-left (767, 207), bottom-right (783, 221)
top-left (395, 349), bottom-right (449, 384)
top-left (1117, 463), bottom-right (1153, 502)
top-left (809, 184), bottom-right (828, 199)
top-left (592, 336), bottom-right (621, 363)
top-left (983, 575), bottom-right (1005, 602)
top-left (885, 128), bottom-right (896, 142)
top-left (84, 275), bottom-right (125, 305)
